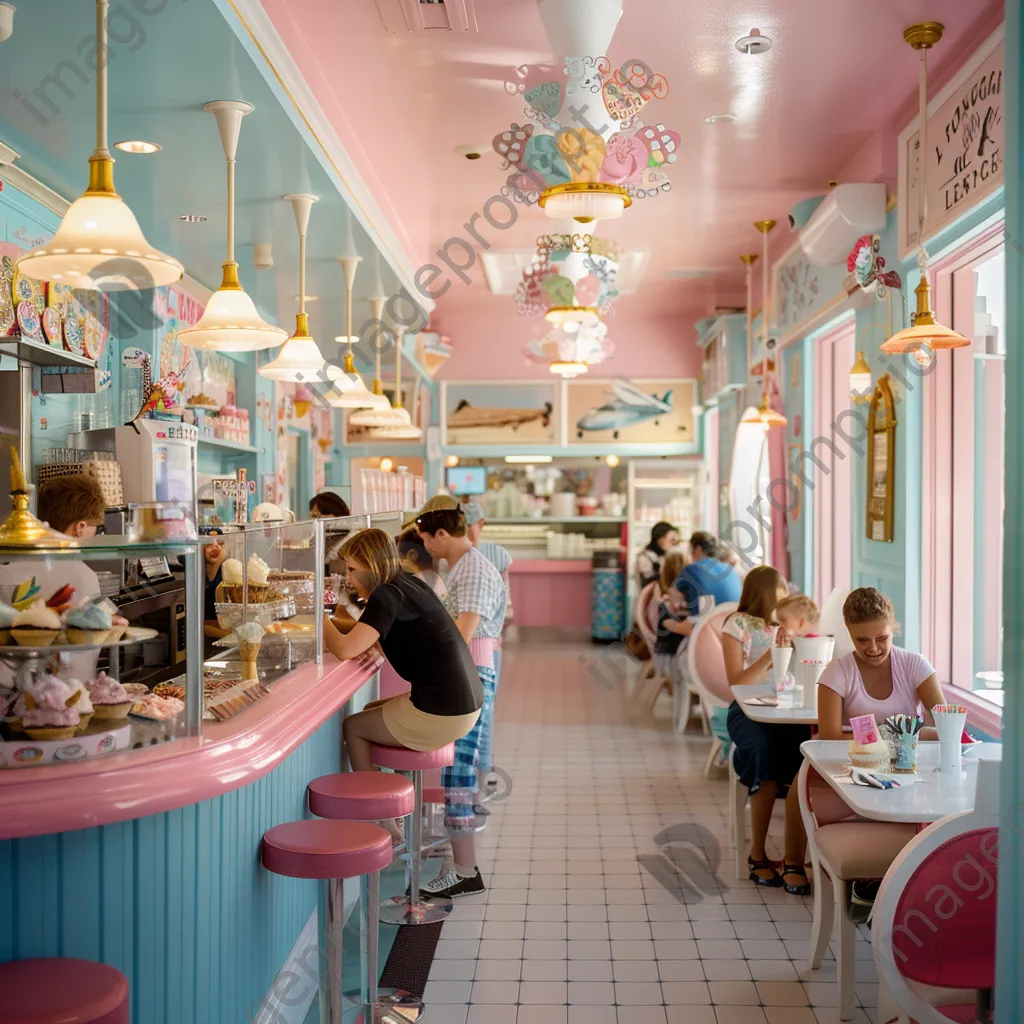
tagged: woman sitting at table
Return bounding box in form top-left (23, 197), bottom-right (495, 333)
top-left (817, 587), bottom-right (943, 740)
top-left (724, 566), bottom-right (812, 894)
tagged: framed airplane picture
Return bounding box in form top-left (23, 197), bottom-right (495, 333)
top-left (441, 381), bottom-right (559, 446)
top-left (564, 378), bottom-right (697, 444)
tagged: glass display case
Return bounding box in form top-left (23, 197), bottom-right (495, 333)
top-left (0, 537), bottom-right (205, 769)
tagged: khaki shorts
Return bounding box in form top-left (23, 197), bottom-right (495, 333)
top-left (379, 692), bottom-right (481, 752)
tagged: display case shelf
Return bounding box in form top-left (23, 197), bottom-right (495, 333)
top-left (0, 333), bottom-right (97, 369)
top-left (197, 436), bottom-right (263, 455)
top-left (486, 516), bottom-right (626, 525)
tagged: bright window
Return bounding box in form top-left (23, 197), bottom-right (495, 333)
top-left (729, 414), bottom-right (771, 564)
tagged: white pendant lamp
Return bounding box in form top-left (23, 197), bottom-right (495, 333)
top-left (326, 220), bottom-right (379, 409)
top-left (880, 23), bottom-right (969, 361)
top-left (179, 101), bottom-right (287, 353)
top-left (349, 296), bottom-right (405, 425)
top-left (259, 194), bottom-right (327, 382)
top-left (369, 338), bottom-right (423, 440)
top-left (16, 0), bottom-right (182, 291)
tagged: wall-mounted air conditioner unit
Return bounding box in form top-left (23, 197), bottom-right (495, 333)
top-left (798, 183), bottom-right (886, 266)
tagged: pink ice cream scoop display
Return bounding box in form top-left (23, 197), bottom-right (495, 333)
top-left (87, 672), bottom-right (133, 720)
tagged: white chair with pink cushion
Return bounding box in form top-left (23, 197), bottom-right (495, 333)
top-left (872, 758), bottom-right (999, 1024)
top-left (796, 759), bottom-right (918, 1020)
top-left (632, 581), bottom-right (673, 712)
top-left (684, 601), bottom-right (737, 776)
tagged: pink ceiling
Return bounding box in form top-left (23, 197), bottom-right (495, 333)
top-left (259, 0), bottom-right (1002, 378)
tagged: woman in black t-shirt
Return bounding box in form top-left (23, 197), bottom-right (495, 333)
top-left (324, 529), bottom-right (483, 781)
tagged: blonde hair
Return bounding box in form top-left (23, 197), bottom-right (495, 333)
top-left (659, 550), bottom-right (687, 595)
top-left (737, 565), bottom-right (787, 622)
top-left (843, 587), bottom-right (895, 626)
top-left (338, 528), bottom-right (402, 592)
top-left (775, 594), bottom-right (820, 624)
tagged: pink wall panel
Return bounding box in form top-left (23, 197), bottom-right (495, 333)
top-left (510, 572), bottom-right (592, 628)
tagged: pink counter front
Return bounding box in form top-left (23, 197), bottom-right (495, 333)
top-left (0, 655), bottom-right (381, 1023)
top-left (509, 559), bottom-right (592, 628)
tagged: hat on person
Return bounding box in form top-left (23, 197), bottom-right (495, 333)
top-left (402, 494), bottom-right (459, 531)
top-left (462, 502), bottom-right (485, 526)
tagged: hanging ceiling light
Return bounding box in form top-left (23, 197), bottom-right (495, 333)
top-left (348, 297), bottom-right (407, 426)
top-left (549, 360), bottom-right (589, 377)
top-left (326, 218), bottom-right (380, 409)
top-left (740, 252), bottom-right (758, 370)
top-left (493, 56), bottom-right (679, 223)
top-left (367, 339), bottom-right (423, 441)
top-left (16, 0), bottom-right (182, 290)
top-left (524, 319), bottom-right (614, 376)
top-left (880, 23), bottom-right (969, 360)
top-left (179, 101), bottom-right (288, 353)
top-left (741, 220), bottom-right (787, 430)
top-left (849, 351), bottom-right (873, 404)
top-left (259, 194), bottom-right (327, 382)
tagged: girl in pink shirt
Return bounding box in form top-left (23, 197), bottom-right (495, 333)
top-left (817, 588), bottom-right (944, 740)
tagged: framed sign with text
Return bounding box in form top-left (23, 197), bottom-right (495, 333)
top-left (898, 27), bottom-right (1004, 259)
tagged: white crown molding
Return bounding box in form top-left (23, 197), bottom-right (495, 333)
top-left (219, 0), bottom-right (435, 315)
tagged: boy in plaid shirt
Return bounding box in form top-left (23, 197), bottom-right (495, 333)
top-left (414, 498), bottom-right (506, 899)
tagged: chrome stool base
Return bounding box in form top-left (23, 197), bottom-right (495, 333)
top-left (379, 894), bottom-right (453, 926)
top-left (369, 989), bottom-right (425, 1023)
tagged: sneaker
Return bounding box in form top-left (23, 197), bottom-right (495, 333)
top-left (421, 867), bottom-right (486, 900)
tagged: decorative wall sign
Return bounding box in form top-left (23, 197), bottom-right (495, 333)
top-left (899, 31), bottom-right (1004, 258)
top-left (566, 377), bottom-right (695, 443)
top-left (772, 243), bottom-right (850, 344)
top-left (866, 375), bottom-right (897, 543)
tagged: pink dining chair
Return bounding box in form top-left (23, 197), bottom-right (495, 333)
top-left (796, 759), bottom-right (918, 1021)
top-left (632, 581), bottom-right (673, 712)
top-left (871, 758), bottom-right (1000, 1024)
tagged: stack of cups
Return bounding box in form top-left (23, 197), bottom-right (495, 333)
top-left (932, 703), bottom-right (968, 774)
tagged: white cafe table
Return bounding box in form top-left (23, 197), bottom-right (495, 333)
top-left (731, 684), bottom-right (819, 725)
top-left (800, 739), bottom-right (1002, 823)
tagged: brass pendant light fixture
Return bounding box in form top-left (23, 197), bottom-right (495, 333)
top-left (16, 0), bottom-right (183, 291)
top-left (880, 22), bottom-right (969, 363)
top-left (368, 333), bottom-right (424, 440)
top-left (741, 220), bottom-right (787, 430)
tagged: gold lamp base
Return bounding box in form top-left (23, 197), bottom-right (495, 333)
top-left (0, 447), bottom-right (78, 549)
top-left (904, 22), bottom-right (944, 50)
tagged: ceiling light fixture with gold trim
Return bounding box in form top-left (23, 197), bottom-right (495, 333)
top-left (179, 101), bottom-right (288, 353)
top-left (259, 194), bottom-right (327, 382)
top-left (348, 294), bottom-right (406, 427)
top-left (880, 22), bottom-right (969, 364)
top-left (16, 0), bottom-right (183, 291)
top-left (367, 336), bottom-right (423, 441)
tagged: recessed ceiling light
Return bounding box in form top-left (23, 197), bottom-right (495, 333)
top-left (704, 113), bottom-right (737, 124)
top-left (178, 214), bottom-right (208, 223)
top-left (114, 140), bottom-right (161, 154)
top-left (736, 28), bottom-right (772, 54)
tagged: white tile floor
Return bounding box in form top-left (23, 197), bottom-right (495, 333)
top-left (422, 635), bottom-right (880, 1024)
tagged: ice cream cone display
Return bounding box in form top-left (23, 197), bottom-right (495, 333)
top-left (22, 682), bottom-right (82, 742)
top-left (86, 672), bottom-right (133, 720)
top-left (236, 622), bottom-right (265, 681)
top-left (0, 447), bottom-right (78, 549)
top-left (11, 600), bottom-right (61, 646)
top-left (219, 556), bottom-right (272, 604)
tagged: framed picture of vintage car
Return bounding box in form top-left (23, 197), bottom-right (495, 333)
top-left (866, 374), bottom-right (897, 542)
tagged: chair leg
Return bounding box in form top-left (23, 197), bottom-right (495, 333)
top-left (731, 769), bottom-right (747, 880)
top-left (672, 680), bottom-right (685, 735)
top-left (703, 737), bottom-right (722, 781)
top-left (808, 860), bottom-right (834, 970)
top-left (832, 874), bottom-right (856, 1021)
top-left (695, 691), bottom-right (711, 735)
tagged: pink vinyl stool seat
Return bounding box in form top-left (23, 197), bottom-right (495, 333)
top-left (422, 785), bottom-right (445, 805)
top-left (371, 743), bottom-right (456, 927)
top-left (262, 820), bottom-right (392, 880)
top-left (0, 957), bottom-right (129, 1024)
top-left (309, 771), bottom-right (415, 821)
top-left (371, 743), bottom-right (454, 771)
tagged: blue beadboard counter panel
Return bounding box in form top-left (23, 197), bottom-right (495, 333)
top-left (0, 713), bottom-right (344, 1024)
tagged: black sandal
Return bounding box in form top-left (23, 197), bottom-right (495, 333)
top-left (748, 857), bottom-right (783, 887)
top-left (781, 864), bottom-right (811, 896)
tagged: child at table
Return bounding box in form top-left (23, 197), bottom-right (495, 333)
top-left (724, 567), bottom-right (812, 894)
top-left (774, 593), bottom-right (820, 646)
top-left (652, 551), bottom-right (691, 682)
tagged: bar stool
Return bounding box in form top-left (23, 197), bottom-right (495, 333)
top-left (0, 957), bottom-right (129, 1023)
top-left (262, 819), bottom-right (420, 1024)
top-left (372, 742), bottom-right (455, 926)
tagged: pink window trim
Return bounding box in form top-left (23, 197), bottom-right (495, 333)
top-left (920, 221), bottom-right (1004, 710)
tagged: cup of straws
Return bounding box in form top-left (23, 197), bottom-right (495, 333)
top-left (884, 714), bottom-right (923, 773)
top-left (932, 703), bottom-right (968, 774)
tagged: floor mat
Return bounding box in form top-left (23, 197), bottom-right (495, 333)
top-left (378, 921), bottom-right (444, 997)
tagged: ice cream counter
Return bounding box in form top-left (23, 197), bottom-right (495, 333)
top-left (509, 559), bottom-right (594, 628)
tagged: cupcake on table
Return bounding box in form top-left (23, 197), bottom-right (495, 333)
top-left (64, 603), bottom-right (112, 645)
top-left (87, 672), bottom-right (133, 720)
top-left (21, 676), bottom-right (81, 741)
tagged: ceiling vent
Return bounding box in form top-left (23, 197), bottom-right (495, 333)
top-left (375, 0), bottom-right (479, 33)
top-left (481, 249), bottom-right (650, 297)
